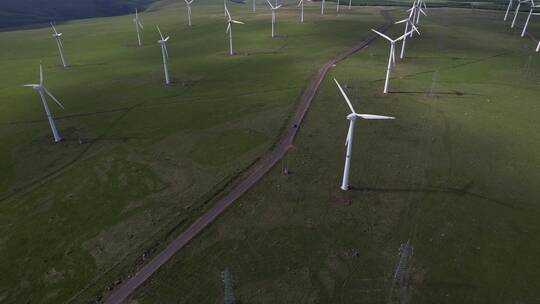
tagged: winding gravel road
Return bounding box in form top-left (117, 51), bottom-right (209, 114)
top-left (104, 13), bottom-right (393, 304)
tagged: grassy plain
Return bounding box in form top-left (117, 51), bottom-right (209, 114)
top-left (0, 0), bottom-right (389, 303)
top-left (132, 7), bottom-right (540, 304)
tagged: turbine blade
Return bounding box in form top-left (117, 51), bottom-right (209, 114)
top-left (156, 26), bottom-right (164, 40)
top-left (40, 64), bottom-right (44, 85)
top-left (231, 20), bottom-right (244, 24)
top-left (334, 78), bottom-right (356, 114)
top-left (44, 88), bottom-right (65, 109)
top-left (51, 22), bottom-right (58, 35)
top-left (397, 30), bottom-right (413, 41)
top-left (356, 114), bottom-right (395, 120)
top-left (411, 24), bottom-right (420, 35)
top-left (371, 29), bottom-right (393, 42)
top-left (266, 0), bottom-right (276, 8)
top-left (226, 23), bottom-right (231, 33)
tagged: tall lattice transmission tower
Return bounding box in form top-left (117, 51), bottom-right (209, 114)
top-left (393, 240), bottom-right (414, 288)
top-left (221, 268), bottom-right (236, 304)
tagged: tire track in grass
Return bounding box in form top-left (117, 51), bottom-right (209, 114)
top-left (103, 11), bottom-right (395, 304)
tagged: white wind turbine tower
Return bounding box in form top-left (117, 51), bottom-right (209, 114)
top-left (334, 78), bottom-right (395, 191)
top-left (511, 0), bottom-right (531, 28)
top-left (253, 0), bottom-right (257, 12)
top-left (51, 23), bottom-right (68, 68)
top-left (396, 13), bottom-right (420, 59)
top-left (266, 0), bottom-right (283, 38)
top-left (298, 0), bottom-right (305, 22)
top-left (321, 0), bottom-right (326, 15)
top-left (156, 26), bottom-right (171, 85)
top-left (349, 0), bottom-right (352, 9)
top-left (185, 0), bottom-right (195, 27)
top-left (337, 0), bottom-right (341, 13)
top-left (504, 0), bottom-right (514, 20)
top-left (133, 9), bottom-right (144, 47)
top-left (521, 3), bottom-right (539, 36)
top-left (225, 7), bottom-right (245, 55)
top-left (372, 28), bottom-right (415, 94)
top-left (24, 64), bottom-right (66, 143)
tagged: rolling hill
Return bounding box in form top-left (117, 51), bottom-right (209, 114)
top-left (0, 0), bottom-right (156, 29)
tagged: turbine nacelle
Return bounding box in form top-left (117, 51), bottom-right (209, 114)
top-left (24, 84), bottom-right (42, 90)
top-left (266, 0), bottom-right (283, 10)
top-left (371, 28), bottom-right (416, 44)
top-left (158, 37), bottom-right (170, 43)
top-left (346, 113), bottom-right (357, 120)
top-left (24, 64), bottom-right (66, 109)
top-left (50, 22), bottom-right (62, 37)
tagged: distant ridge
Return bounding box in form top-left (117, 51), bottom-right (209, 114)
top-left (0, 0), bottom-right (157, 30)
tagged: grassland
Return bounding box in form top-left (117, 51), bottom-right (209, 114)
top-left (0, 0), bottom-right (391, 303)
top-left (132, 7), bottom-right (540, 304)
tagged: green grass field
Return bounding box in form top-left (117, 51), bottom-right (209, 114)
top-left (0, 1), bottom-right (392, 303)
top-left (130, 7), bottom-right (540, 304)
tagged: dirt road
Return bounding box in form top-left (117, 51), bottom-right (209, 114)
top-left (104, 14), bottom-right (393, 304)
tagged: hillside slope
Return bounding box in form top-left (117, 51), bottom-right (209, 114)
top-left (0, 0), bottom-right (156, 29)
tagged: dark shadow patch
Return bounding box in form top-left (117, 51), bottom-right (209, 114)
top-left (348, 182), bottom-right (514, 209)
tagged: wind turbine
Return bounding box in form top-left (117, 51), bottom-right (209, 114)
top-left (536, 40), bottom-right (540, 51)
top-left (396, 14), bottom-right (420, 59)
top-left (225, 7), bottom-right (245, 55)
top-left (185, 0), bottom-right (195, 27)
top-left (372, 28), bottom-right (414, 94)
top-left (334, 78), bottom-right (395, 191)
top-left (337, 0), bottom-right (340, 13)
top-left (253, 0), bottom-right (257, 12)
top-left (521, 3), bottom-right (539, 37)
top-left (24, 64), bottom-right (65, 143)
top-left (133, 9), bottom-right (144, 47)
top-left (298, 0), bottom-right (305, 22)
top-left (405, 3), bottom-right (423, 37)
top-left (321, 0), bottom-right (326, 15)
top-left (51, 23), bottom-right (68, 68)
top-left (511, 0), bottom-right (530, 28)
top-left (266, 0), bottom-right (282, 38)
top-left (414, 0), bottom-right (427, 25)
top-left (349, 0), bottom-right (352, 9)
top-left (156, 26), bottom-right (171, 85)
top-left (504, 0), bottom-right (514, 21)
